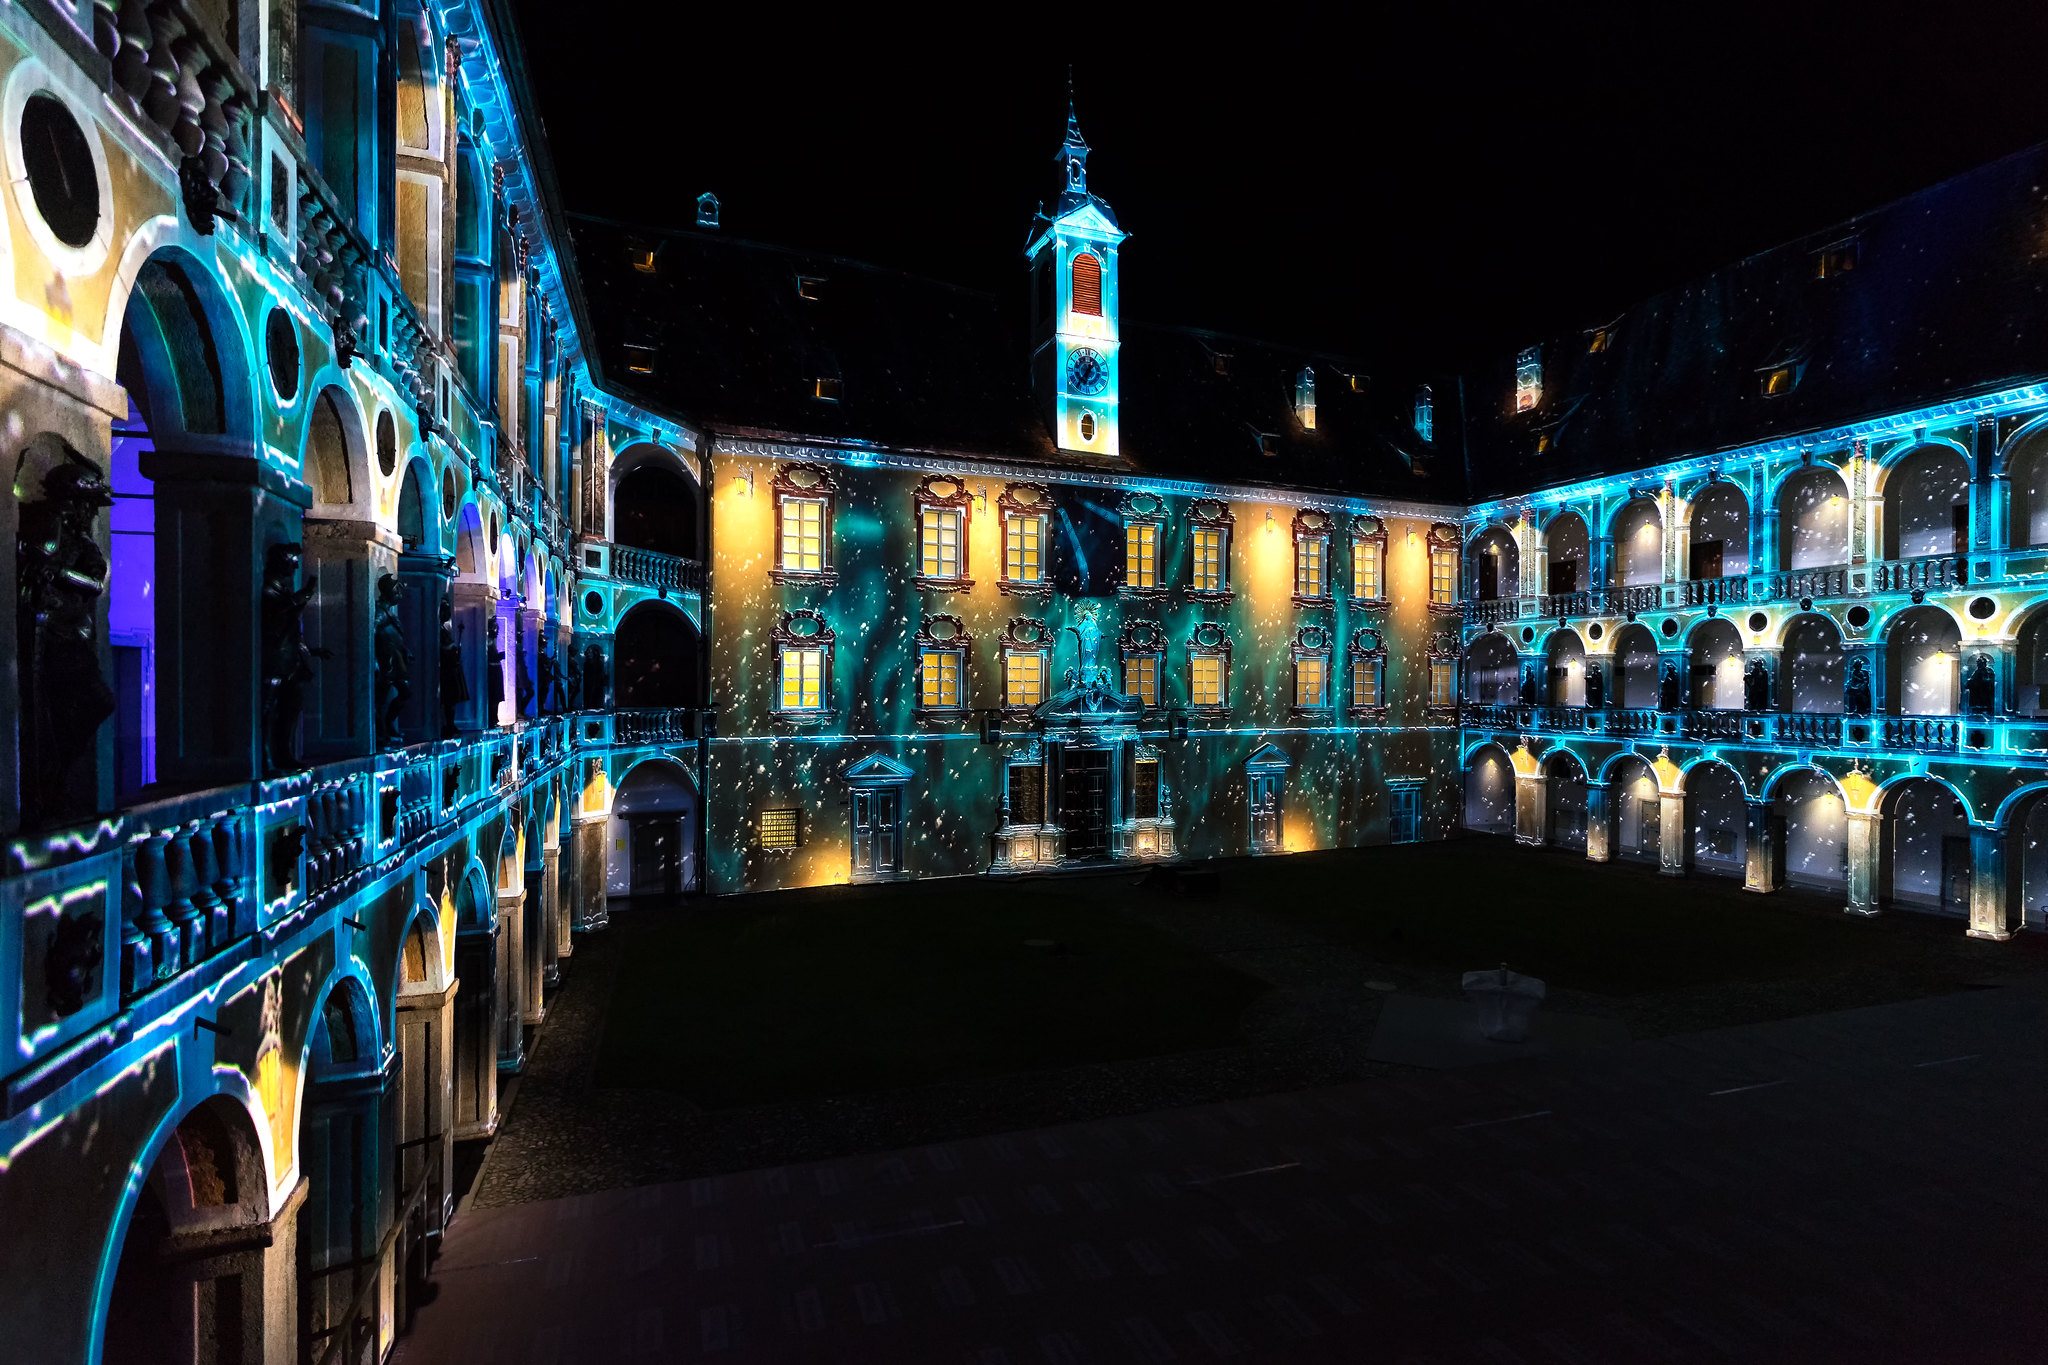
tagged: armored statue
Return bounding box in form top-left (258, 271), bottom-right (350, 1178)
top-left (515, 632), bottom-right (535, 716)
top-left (486, 614), bottom-right (505, 715)
top-left (1584, 660), bottom-right (1605, 709)
top-left (373, 573), bottom-right (412, 748)
top-left (1744, 658), bottom-right (1772, 712)
top-left (565, 641), bottom-right (584, 714)
top-left (1966, 654), bottom-right (1996, 715)
top-left (260, 542), bottom-right (329, 776)
top-left (1844, 656), bottom-right (1872, 715)
top-left (1519, 665), bottom-right (1538, 707)
top-left (1659, 662), bottom-right (1683, 712)
top-left (536, 633), bottom-right (558, 715)
top-left (582, 642), bottom-right (608, 710)
top-left (438, 597), bottom-right (468, 738)
top-left (16, 447), bottom-right (115, 823)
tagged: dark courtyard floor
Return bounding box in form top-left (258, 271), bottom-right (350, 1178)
top-left (396, 839), bottom-right (2048, 1361)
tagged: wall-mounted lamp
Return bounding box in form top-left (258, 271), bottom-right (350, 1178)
top-left (975, 485), bottom-right (988, 513)
top-left (1265, 509), bottom-right (1276, 534)
top-left (731, 468), bottom-right (754, 498)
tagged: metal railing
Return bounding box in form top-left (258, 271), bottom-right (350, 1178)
top-left (613, 546), bottom-right (705, 594)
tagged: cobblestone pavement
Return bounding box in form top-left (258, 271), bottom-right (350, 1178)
top-left (399, 979), bottom-right (2048, 1364)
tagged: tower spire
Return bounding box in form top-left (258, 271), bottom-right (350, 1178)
top-left (1058, 68), bottom-right (1090, 197)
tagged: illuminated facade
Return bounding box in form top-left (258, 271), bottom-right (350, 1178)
top-left (5, 1), bottom-right (2048, 1358)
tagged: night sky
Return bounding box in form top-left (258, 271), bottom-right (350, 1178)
top-left (510, 5), bottom-right (2048, 374)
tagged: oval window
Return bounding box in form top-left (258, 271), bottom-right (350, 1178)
top-left (21, 94), bottom-right (98, 248)
top-left (1587, 622), bottom-right (1603, 641)
top-left (1847, 605), bottom-right (1871, 629)
top-left (583, 590), bottom-right (604, 617)
top-left (1660, 617), bottom-right (1679, 637)
top-left (377, 409), bottom-right (398, 476)
top-left (1078, 411), bottom-right (1097, 442)
top-left (266, 308), bottom-right (300, 402)
top-left (1748, 612), bottom-right (1768, 632)
top-left (1969, 596), bottom-right (1997, 620)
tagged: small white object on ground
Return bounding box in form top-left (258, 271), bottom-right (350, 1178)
top-left (1462, 966), bottom-right (1547, 1043)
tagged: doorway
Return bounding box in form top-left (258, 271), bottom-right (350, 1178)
top-left (1060, 749), bottom-right (1112, 858)
top-left (628, 816), bottom-right (681, 895)
top-left (853, 788), bottom-right (901, 876)
top-left (1942, 835), bottom-right (1972, 911)
top-left (1250, 772), bottom-right (1284, 852)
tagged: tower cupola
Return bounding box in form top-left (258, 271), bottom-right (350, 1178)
top-left (1026, 92), bottom-right (1125, 458)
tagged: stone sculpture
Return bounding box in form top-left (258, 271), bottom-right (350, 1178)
top-left (1845, 656), bottom-right (1872, 715)
top-left (1659, 662), bottom-right (1683, 711)
top-left (438, 597), bottom-right (468, 737)
top-left (1966, 654), bottom-right (1996, 715)
top-left (16, 447), bottom-right (116, 822)
top-left (260, 542), bottom-right (329, 776)
top-left (374, 573), bottom-right (412, 748)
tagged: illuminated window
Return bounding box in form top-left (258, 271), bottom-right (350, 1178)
top-left (1005, 514), bottom-right (1043, 584)
top-left (920, 649), bottom-right (962, 709)
top-left (1430, 546), bottom-right (1458, 606)
top-left (780, 648), bottom-right (822, 711)
top-left (759, 808), bottom-right (800, 849)
top-left (1125, 654), bottom-right (1158, 706)
top-left (1126, 522), bottom-right (1158, 591)
top-left (1430, 661), bottom-right (1458, 707)
top-left (1353, 656), bottom-right (1381, 707)
top-left (1414, 385), bottom-right (1433, 443)
top-left (797, 275), bottom-right (825, 300)
top-left (1193, 527), bottom-right (1225, 591)
top-left (1071, 252), bottom-right (1102, 316)
top-left (813, 376), bottom-right (842, 401)
top-left (1188, 503), bottom-right (1234, 598)
top-left (1816, 239), bottom-right (1858, 278)
top-left (1352, 533), bottom-right (1382, 600)
top-left (1191, 655), bottom-right (1224, 708)
top-left (1515, 345), bottom-right (1542, 413)
top-left (1350, 626), bottom-right (1388, 714)
top-left (780, 497), bottom-right (823, 572)
top-left (1005, 650), bottom-right (1044, 708)
top-left (1295, 367), bottom-right (1316, 430)
top-left (921, 508), bottom-right (962, 579)
top-left (1293, 510), bottom-right (1332, 601)
top-left (1295, 655), bottom-right (1327, 708)
top-left (1762, 365), bottom-right (1797, 397)
top-left (1588, 326), bottom-right (1613, 353)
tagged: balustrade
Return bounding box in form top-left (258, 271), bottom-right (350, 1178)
top-left (1873, 554), bottom-right (1967, 594)
top-left (1774, 713), bottom-right (1844, 746)
top-left (615, 707), bottom-right (700, 745)
top-left (613, 546), bottom-right (705, 594)
top-left (1681, 710), bottom-right (1748, 740)
top-left (1469, 598), bottom-right (1520, 627)
top-left (1766, 566), bottom-right (1850, 602)
top-left (1606, 708), bottom-right (1663, 737)
top-left (1681, 575), bottom-right (1748, 606)
top-left (1537, 591), bottom-right (1592, 619)
top-left (117, 793), bottom-right (253, 998)
top-left (1883, 716), bottom-right (1960, 752)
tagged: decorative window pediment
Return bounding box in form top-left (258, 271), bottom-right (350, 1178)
top-left (843, 752), bottom-right (914, 787)
top-left (1118, 618), bottom-right (1166, 708)
top-left (1292, 508), bottom-right (1333, 606)
top-left (772, 462), bottom-right (839, 585)
top-left (1188, 499), bottom-right (1234, 600)
top-left (772, 609), bottom-right (836, 722)
top-left (915, 613), bottom-right (971, 713)
top-left (998, 482), bottom-right (1053, 594)
top-left (914, 474), bottom-right (974, 591)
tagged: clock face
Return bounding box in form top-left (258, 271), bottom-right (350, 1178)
top-left (1067, 347), bottom-right (1109, 396)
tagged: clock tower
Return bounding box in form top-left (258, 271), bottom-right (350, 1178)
top-left (1027, 97), bottom-right (1124, 458)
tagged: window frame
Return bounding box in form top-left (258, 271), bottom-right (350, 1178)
top-left (912, 474), bottom-right (975, 592)
top-left (1186, 621), bottom-right (1232, 714)
top-left (1350, 515), bottom-right (1386, 602)
top-left (757, 807), bottom-right (802, 850)
top-left (771, 609), bottom-right (836, 725)
top-left (1349, 626), bottom-right (1389, 721)
top-left (997, 482), bottom-right (1052, 595)
top-left (1427, 523), bottom-right (1462, 613)
top-left (1118, 618), bottom-right (1167, 709)
top-left (1426, 630), bottom-right (1461, 713)
top-left (1295, 366), bottom-right (1316, 430)
top-left (1187, 499), bottom-right (1235, 603)
top-left (914, 613), bottom-right (971, 715)
top-left (1290, 624), bottom-right (1334, 717)
top-left (998, 617), bottom-right (1053, 717)
top-left (770, 462), bottom-right (838, 585)
top-left (1292, 508), bottom-right (1334, 606)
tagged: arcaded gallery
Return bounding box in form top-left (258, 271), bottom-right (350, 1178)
top-left (5, 1), bottom-right (2048, 1361)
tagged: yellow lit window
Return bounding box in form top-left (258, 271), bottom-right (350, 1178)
top-left (1296, 536), bottom-right (1326, 598)
top-left (1431, 661), bottom-right (1457, 706)
top-left (1192, 527), bottom-right (1225, 592)
top-left (921, 649), bottom-right (961, 708)
top-left (781, 497), bottom-right (823, 572)
top-left (1352, 539), bottom-right (1380, 600)
top-left (1006, 651), bottom-right (1044, 707)
top-left (759, 808), bottom-right (800, 849)
top-left (1430, 547), bottom-right (1457, 605)
top-left (1295, 656), bottom-right (1327, 708)
top-left (1125, 654), bottom-right (1158, 707)
top-left (920, 508), bottom-right (961, 579)
top-left (1353, 658), bottom-right (1380, 707)
top-left (780, 648), bottom-right (822, 710)
top-left (1126, 522), bottom-right (1157, 590)
top-left (1006, 515), bottom-right (1042, 583)
top-left (1191, 655), bottom-right (1224, 708)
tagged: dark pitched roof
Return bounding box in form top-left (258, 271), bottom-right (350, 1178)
top-left (1460, 140), bottom-right (2048, 501)
top-left (568, 216), bottom-right (1455, 502)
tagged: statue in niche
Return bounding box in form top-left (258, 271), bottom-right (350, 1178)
top-left (1584, 660), bottom-right (1605, 709)
top-left (536, 634), bottom-right (558, 715)
top-left (515, 633), bottom-right (535, 716)
top-left (1518, 665), bottom-right (1538, 707)
top-left (565, 642), bottom-right (584, 714)
top-left (582, 642), bottom-right (609, 710)
top-left (16, 447), bottom-right (116, 822)
top-left (486, 614), bottom-right (506, 716)
top-left (260, 543), bottom-right (329, 776)
top-left (438, 598), bottom-right (468, 738)
top-left (1744, 659), bottom-right (1772, 712)
top-left (374, 573), bottom-right (412, 748)
top-left (1844, 656), bottom-right (1872, 716)
top-left (1966, 654), bottom-right (1996, 715)
top-left (1658, 662), bottom-right (1683, 712)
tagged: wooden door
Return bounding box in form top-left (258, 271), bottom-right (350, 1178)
top-left (853, 789), bottom-right (900, 875)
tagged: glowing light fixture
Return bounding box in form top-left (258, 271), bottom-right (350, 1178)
top-left (731, 469), bottom-right (754, 497)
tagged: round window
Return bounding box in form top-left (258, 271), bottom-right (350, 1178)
top-left (1521, 626), bottom-right (1535, 644)
top-left (1847, 605), bottom-right (1871, 630)
top-left (583, 590), bottom-right (603, 617)
top-left (1747, 611), bottom-right (1768, 632)
top-left (1660, 617), bottom-right (1679, 637)
top-left (21, 94), bottom-right (98, 248)
top-left (1969, 596), bottom-right (1997, 620)
top-left (1587, 622), bottom-right (1603, 641)
top-left (441, 465), bottom-right (459, 521)
top-left (377, 409), bottom-right (397, 476)
top-left (266, 308), bottom-right (300, 402)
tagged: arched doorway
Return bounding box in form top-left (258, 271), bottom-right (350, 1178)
top-left (2013, 604), bottom-right (2048, 717)
top-left (1545, 511), bottom-right (1589, 594)
top-left (2008, 788), bottom-right (2048, 930)
top-left (451, 865), bottom-right (499, 1140)
top-left (1783, 613), bottom-right (1845, 712)
top-left (2006, 424), bottom-right (2048, 548)
top-left (1882, 777), bottom-right (1970, 913)
top-left (613, 456), bottom-right (700, 560)
top-left (1463, 746), bottom-right (1514, 833)
top-left (1686, 762), bottom-right (1746, 878)
top-left (1464, 632), bottom-right (1519, 704)
top-left (1882, 445), bottom-right (1970, 559)
top-left (608, 760), bottom-right (697, 898)
top-left (1686, 481), bottom-right (1750, 579)
top-left (1777, 465), bottom-right (1849, 570)
top-left (1612, 623), bottom-right (1660, 709)
top-left (1885, 606), bottom-right (1961, 715)
top-left (614, 601), bottom-right (702, 709)
top-left (297, 977), bottom-right (383, 1364)
top-left (1608, 754), bottom-right (1662, 863)
top-left (1544, 629), bottom-right (1586, 706)
top-left (1469, 526), bottom-right (1518, 601)
top-left (1611, 498), bottom-right (1663, 587)
top-left (1688, 618), bottom-right (1744, 710)
top-left (1546, 751), bottom-right (1588, 850)
top-left (102, 1096), bottom-right (274, 1365)
top-left (1773, 768), bottom-right (1846, 890)
top-left (394, 909), bottom-right (453, 1332)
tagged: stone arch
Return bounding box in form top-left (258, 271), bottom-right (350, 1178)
top-left (111, 244), bottom-right (256, 444)
top-left (453, 499), bottom-right (488, 580)
top-left (98, 1091), bottom-right (275, 1365)
top-left (1603, 751), bottom-right (1663, 862)
top-left (1611, 621), bottom-right (1661, 709)
top-left (2002, 416), bottom-right (2048, 548)
top-left (1774, 463), bottom-right (1850, 570)
top-left (399, 901), bottom-right (451, 995)
top-left (1686, 615), bottom-right (1745, 709)
top-left (1685, 479), bottom-right (1750, 578)
top-left (609, 756), bottom-right (698, 898)
top-left (1782, 612), bottom-right (1845, 713)
top-left (612, 442), bottom-right (701, 560)
top-left (1544, 626), bottom-right (1587, 706)
top-left (1610, 497), bottom-right (1663, 587)
top-left (1767, 764), bottom-right (1848, 890)
top-left (1884, 604), bottom-right (1963, 715)
top-left (1543, 747), bottom-right (1589, 850)
top-left (1462, 742), bottom-right (1515, 834)
top-left (1997, 783), bottom-right (2048, 930)
top-left (1464, 631), bottom-right (1520, 704)
top-left (1543, 509), bottom-right (1590, 594)
top-left (1682, 759), bottom-right (1747, 878)
top-left (397, 454), bottom-right (436, 553)
top-left (1878, 774), bottom-right (1972, 913)
top-left (614, 598), bottom-right (703, 709)
top-left (1880, 443), bottom-right (1971, 559)
top-left (303, 384), bottom-right (366, 513)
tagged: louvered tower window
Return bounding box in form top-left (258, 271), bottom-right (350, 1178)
top-left (1071, 253), bottom-right (1103, 316)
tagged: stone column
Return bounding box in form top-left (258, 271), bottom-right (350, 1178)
top-left (144, 442), bottom-right (308, 787)
top-left (1742, 798), bottom-right (1779, 893)
top-left (517, 605), bottom-right (544, 719)
top-left (1585, 780), bottom-right (1612, 862)
top-left (1514, 772), bottom-right (1547, 846)
top-left (300, 518), bottom-right (396, 761)
top-left (496, 879), bottom-right (525, 1073)
top-left (1591, 534), bottom-right (1614, 595)
top-left (450, 581), bottom-right (496, 732)
top-left (1844, 808), bottom-right (1881, 916)
top-left (1752, 475), bottom-right (1780, 576)
top-left (546, 843), bottom-right (568, 969)
top-left (1967, 823), bottom-right (2018, 940)
top-left (395, 551), bottom-right (454, 745)
top-left (1658, 790), bottom-right (1688, 876)
top-left (575, 812), bottom-right (609, 932)
top-left (522, 860), bottom-right (546, 1020)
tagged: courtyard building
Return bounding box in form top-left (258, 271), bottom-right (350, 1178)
top-left (0, 3), bottom-right (2043, 1362)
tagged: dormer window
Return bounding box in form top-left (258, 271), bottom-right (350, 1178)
top-left (797, 275), bottom-right (825, 300)
top-left (695, 192), bottom-right (720, 229)
top-left (1295, 368), bottom-right (1317, 430)
top-left (623, 345), bottom-right (655, 375)
top-left (1761, 365), bottom-right (1798, 398)
top-left (1258, 432), bottom-right (1280, 458)
top-left (1515, 346), bottom-right (1542, 413)
top-left (1587, 325), bottom-right (1615, 353)
top-left (813, 377), bottom-right (842, 401)
top-left (1071, 252), bottom-right (1102, 315)
top-left (1211, 350), bottom-right (1232, 376)
top-left (1413, 386), bottom-right (1434, 443)
top-left (627, 241), bottom-right (656, 273)
top-left (1816, 238), bottom-right (1858, 278)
